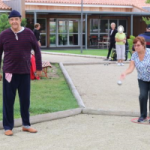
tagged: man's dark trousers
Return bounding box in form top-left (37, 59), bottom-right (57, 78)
top-left (3, 73), bottom-right (31, 130)
top-left (106, 42), bottom-right (116, 59)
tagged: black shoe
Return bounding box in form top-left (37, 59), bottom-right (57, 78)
top-left (138, 117), bottom-right (146, 122)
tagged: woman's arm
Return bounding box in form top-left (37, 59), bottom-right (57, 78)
top-left (115, 38), bottom-right (124, 42)
top-left (120, 61), bottom-right (135, 79)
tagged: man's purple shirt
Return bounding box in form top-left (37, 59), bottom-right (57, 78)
top-left (0, 28), bottom-right (42, 74)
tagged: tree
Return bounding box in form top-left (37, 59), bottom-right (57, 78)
top-left (0, 13), bottom-right (10, 33)
top-left (142, 17), bottom-right (150, 25)
top-left (0, 13), bottom-right (27, 33)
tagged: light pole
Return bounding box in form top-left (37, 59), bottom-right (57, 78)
top-left (80, 0), bottom-right (83, 53)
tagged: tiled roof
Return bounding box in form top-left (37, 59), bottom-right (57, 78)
top-left (25, 0), bottom-right (150, 8)
top-left (0, 0), bottom-right (11, 10)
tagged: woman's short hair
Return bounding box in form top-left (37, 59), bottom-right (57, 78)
top-left (133, 36), bottom-right (146, 48)
top-left (34, 23), bottom-right (40, 28)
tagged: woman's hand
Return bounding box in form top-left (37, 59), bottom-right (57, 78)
top-left (120, 72), bottom-right (126, 80)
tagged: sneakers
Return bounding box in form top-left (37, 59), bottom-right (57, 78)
top-left (138, 117), bottom-right (146, 122)
top-left (117, 63), bottom-right (125, 66)
top-left (5, 130), bottom-right (13, 136)
top-left (22, 127), bottom-right (37, 133)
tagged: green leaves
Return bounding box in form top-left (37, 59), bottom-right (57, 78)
top-left (21, 18), bottom-right (27, 27)
top-left (0, 13), bottom-right (10, 33)
top-left (0, 13), bottom-right (27, 33)
top-left (146, 0), bottom-right (150, 3)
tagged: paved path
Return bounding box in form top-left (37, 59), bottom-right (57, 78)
top-left (0, 53), bottom-right (149, 149)
top-left (0, 114), bottom-right (150, 150)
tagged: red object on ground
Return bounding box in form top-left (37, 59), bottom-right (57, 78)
top-left (131, 117), bottom-right (150, 125)
top-left (30, 54), bottom-right (40, 80)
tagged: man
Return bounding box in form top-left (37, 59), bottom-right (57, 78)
top-left (138, 24), bottom-right (150, 48)
top-left (33, 23), bottom-right (41, 47)
top-left (105, 22), bottom-right (117, 60)
top-left (0, 10), bottom-right (42, 136)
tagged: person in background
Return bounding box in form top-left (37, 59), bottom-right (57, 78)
top-left (138, 24), bottom-right (150, 48)
top-left (115, 25), bottom-right (126, 66)
top-left (0, 10), bottom-right (42, 136)
top-left (120, 36), bottom-right (150, 123)
top-left (33, 23), bottom-right (41, 47)
top-left (105, 22), bottom-right (117, 60)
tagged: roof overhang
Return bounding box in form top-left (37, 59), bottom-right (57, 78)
top-left (25, 3), bottom-right (133, 8)
top-left (26, 10), bottom-right (150, 16)
top-left (0, 10), bottom-right (11, 12)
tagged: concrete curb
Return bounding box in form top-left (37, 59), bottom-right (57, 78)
top-left (59, 62), bottom-right (85, 108)
top-left (82, 108), bottom-right (140, 117)
top-left (63, 61), bottom-right (130, 66)
top-left (0, 108), bottom-right (82, 130)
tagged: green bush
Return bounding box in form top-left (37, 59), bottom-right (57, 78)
top-left (130, 35), bottom-right (135, 41)
top-left (21, 18), bottom-right (27, 27)
top-left (127, 39), bottom-right (133, 50)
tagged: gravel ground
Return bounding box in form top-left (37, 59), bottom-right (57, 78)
top-left (65, 64), bottom-right (141, 112)
top-left (0, 114), bottom-right (150, 150)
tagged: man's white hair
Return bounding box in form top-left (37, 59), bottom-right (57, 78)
top-left (111, 22), bottom-right (116, 26)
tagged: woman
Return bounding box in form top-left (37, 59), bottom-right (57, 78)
top-left (120, 36), bottom-right (150, 122)
top-left (115, 25), bottom-right (126, 66)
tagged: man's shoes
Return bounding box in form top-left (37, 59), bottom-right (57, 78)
top-left (22, 127), bottom-right (37, 133)
top-left (137, 117), bottom-right (146, 122)
top-left (5, 130), bottom-right (13, 136)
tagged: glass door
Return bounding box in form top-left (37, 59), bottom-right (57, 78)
top-left (69, 20), bottom-right (79, 45)
top-left (58, 20), bottom-right (68, 46)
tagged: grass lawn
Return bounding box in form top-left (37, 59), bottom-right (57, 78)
top-left (0, 63), bottom-right (79, 120)
top-left (43, 49), bottom-right (108, 57)
top-left (43, 49), bottom-right (132, 59)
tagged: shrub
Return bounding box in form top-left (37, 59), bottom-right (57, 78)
top-left (127, 39), bottom-right (133, 50)
top-left (130, 35), bottom-right (135, 41)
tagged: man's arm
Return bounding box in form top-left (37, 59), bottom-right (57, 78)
top-left (0, 34), bottom-right (3, 80)
top-left (30, 30), bottom-right (42, 75)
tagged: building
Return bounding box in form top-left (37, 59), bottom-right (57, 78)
top-left (0, 0), bottom-right (11, 14)
top-left (2, 0), bottom-right (150, 48)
